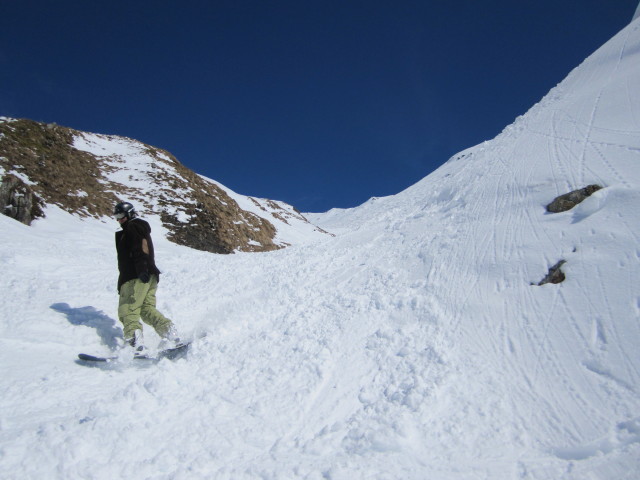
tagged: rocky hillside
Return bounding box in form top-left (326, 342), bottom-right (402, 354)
top-left (0, 117), bottom-right (330, 253)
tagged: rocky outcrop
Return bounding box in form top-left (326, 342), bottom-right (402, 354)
top-left (546, 185), bottom-right (602, 213)
top-left (0, 119), bottom-right (118, 218)
top-left (0, 118), bottom-right (317, 253)
top-left (0, 174), bottom-right (44, 224)
top-left (148, 149), bottom-right (280, 253)
top-left (535, 260), bottom-right (567, 286)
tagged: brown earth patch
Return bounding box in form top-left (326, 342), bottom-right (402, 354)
top-left (0, 118), bottom-right (281, 253)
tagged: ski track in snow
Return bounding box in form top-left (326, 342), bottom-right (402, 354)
top-left (1, 18), bottom-right (640, 480)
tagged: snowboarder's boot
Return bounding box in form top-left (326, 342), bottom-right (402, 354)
top-left (128, 329), bottom-right (149, 358)
top-left (159, 326), bottom-right (183, 350)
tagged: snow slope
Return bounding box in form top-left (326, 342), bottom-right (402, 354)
top-left (1, 17), bottom-right (640, 480)
top-left (71, 129), bottom-right (329, 248)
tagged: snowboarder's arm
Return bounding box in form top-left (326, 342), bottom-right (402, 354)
top-left (127, 222), bottom-right (150, 278)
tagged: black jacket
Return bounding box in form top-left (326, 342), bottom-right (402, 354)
top-left (115, 218), bottom-right (161, 292)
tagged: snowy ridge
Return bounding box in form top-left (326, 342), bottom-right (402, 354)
top-left (203, 175), bottom-right (333, 247)
top-left (1, 18), bottom-right (640, 480)
top-left (72, 130), bottom-right (329, 248)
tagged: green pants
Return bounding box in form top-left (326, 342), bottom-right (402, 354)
top-left (118, 275), bottom-right (173, 341)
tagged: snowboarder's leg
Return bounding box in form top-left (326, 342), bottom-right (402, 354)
top-left (118, 278), bottom-right (151, 342)
top-left (139, 274), bottom-right (174, 337)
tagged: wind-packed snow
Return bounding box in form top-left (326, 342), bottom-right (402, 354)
top-left (1, 18), bottom-right (640, 480)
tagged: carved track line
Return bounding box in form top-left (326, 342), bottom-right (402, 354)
top-left (578, 24), bottom-right (634, 184)
top-left (590, 143), bottom-right (629, 187)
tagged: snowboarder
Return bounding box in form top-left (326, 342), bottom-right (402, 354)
top-left (113, 201), bottom-right (180, 356)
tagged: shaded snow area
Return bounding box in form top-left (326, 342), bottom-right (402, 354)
top-left (2, 19), bottom-right (640, 480)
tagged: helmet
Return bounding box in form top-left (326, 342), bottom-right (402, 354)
top-left (113, 201), bottom-right (137, 220)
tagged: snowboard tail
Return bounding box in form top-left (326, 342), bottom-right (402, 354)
top-left (78, 353), bottom-right (118, 362)
top-left (78, 342), bottom-right (190, 364)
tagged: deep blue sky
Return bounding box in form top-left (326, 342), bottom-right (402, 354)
top-left (1, 1), bottom-right (637, 212)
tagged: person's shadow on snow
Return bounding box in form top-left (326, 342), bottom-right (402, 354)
top-left (50, 303), bottom-right (122, 349)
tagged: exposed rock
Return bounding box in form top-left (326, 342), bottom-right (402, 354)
top-left (0, 118), bottom-right (323, 253)
top-left (0, 118), bottom-right (118, 218)
top-left (153, 154), bottom-right (280, 254)
top-left (535, 260), bottom-right (567, 286)
top-left (248, 197), bottom-right (333, 236)
top-left (546, 185), bottom-right (602, 213)
top-left (0, 174), bottom-right (44, 224)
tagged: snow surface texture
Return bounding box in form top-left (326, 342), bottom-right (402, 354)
top-left (1, 18), bottom-right (640, 480)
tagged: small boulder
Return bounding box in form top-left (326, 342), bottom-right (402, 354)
top-left (0, 175), bottom-right (44, 225)
top-left (535, 260), bottom-right (567, 286)
top-left (546, 185), bottom-right (602, 213)
top-left (0, 175), bottom-right (45, 225)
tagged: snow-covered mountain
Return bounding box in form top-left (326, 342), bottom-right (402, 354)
top-left (0, 119), bottom-right (330, 253)
top-left (1, 16), bottom-right (639, 480)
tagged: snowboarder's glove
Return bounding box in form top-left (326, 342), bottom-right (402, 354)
top-left (139, 272), bottom-right (150, 283)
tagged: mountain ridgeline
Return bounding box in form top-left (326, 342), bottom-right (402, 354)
top-left (0, 118), bottom-right (329, 253)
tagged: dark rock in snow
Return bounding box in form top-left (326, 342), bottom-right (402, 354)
top-left (535, 260), bottom-right (567, 286)
top-left (0, 174), bottom-right (44, 225)
top-left (546, 185), bottom-right (602, 213)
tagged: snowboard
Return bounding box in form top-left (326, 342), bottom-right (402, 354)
top-left (78, 342), bottom-right (190, 365)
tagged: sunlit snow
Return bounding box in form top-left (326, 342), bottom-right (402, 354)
top-left (1, 17), bottom-right (639, 480)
